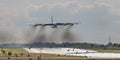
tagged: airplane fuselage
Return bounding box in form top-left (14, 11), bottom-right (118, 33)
top-left (32, 16), bottom-right (79, 28)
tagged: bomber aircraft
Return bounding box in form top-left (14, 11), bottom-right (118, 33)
top-left (32, 16), bottom-right (80, 28)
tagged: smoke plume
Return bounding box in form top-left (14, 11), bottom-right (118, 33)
top-left (62, 26), bottom-right (76, 42)
top-left (49, 26), bottom-right (64, 43)
top-left (0, 24), bottom-right (78, 44)
top-left (32, 26), bottom-right (47, 43)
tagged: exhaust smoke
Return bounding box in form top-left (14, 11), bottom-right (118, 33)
top-left (32, 26), bottom-right (47, 43)
top-left (49, 26), bottom-right (64, 43)
top-left (62, 26), bottom-right (76, 42)
top-left (0, 25), bottom-right (79, 44)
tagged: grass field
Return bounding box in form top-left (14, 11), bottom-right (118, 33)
top-left (94, 49), bottom-right (120, 53)
top-left (87, 48), bottom-right (120, 53)
top-left (0, 48), bottom-right (86, 58)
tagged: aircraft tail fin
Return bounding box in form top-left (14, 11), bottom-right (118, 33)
top-left (51, 16), bottom-right (54, 23)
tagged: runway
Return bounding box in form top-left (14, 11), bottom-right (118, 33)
top-left (24, 48), bottom-right (120, 58)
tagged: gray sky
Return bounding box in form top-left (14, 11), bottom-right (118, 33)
top-left (0, 0), bottom-right (120, 44)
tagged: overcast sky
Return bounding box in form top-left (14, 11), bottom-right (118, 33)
top-left (0, 0), bottom-right (120, 44)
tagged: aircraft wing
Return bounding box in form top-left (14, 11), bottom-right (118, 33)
top-left (33, 24), bottom-right (43, 27)
top-left (32, 22), bottom-right (80, 27)
top-left (55, 22), bottom-right (79, 26)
